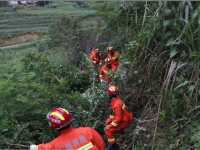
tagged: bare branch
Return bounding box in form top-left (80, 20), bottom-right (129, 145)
top-left (6, 143), bottom-right (29, 148)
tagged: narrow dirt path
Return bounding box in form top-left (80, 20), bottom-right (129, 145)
top-left (0, 34), bottom-right (39, 50)
top-left (0, 42), bottom-right (33, 50)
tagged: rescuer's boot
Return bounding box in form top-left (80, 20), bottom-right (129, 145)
top-left (106, 142), bottom-right (119, 150)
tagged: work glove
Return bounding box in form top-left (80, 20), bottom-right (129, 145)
top-left (30, 145), bottom-right (37, 150)
top-left (104, 121), bottom-right (109, 126)
top-left (100, 80), bottom-right (104, 83)
top-left (104, 125), bottom-right (110, 131)
top-left (93, 61), bottom-right (96, 64)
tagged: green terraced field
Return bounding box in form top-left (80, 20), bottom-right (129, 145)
top-left (0, 1), bottom-right (96, 39)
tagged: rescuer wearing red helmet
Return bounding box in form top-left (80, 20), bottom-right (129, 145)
top-left (30, 108), bottom-right (105, 150)
top-left (104, 85), bottom-right (133, 150)
top-left (99, 57), bottom-right (114, 86)
top-left (106, 46), bottom-right (120, 71)
top-left (90, 48), bottom-right (103, 67)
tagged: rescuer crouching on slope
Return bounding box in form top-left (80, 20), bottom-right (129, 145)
top-left (30, 108), bottom-right (105, 150)
top-left (90, 48), bottom-right (102, 67)
top-left (104, 85), bottom-right (133, 150)
top-left (99, 57), bottom-right (114, 87)
top-left (106, 46), bottom-right (120, 71)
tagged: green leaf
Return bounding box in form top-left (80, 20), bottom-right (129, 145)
top-left (174, 39), bottom-right (181, 45)
top-left (170, 144), bottom-right (175, 149)
top-left (166, 37), bottom-right (174, 46)
top-left (174, 63), bottom-right (187, 73)
top-left (164, 9), bottom-right (171, 16)
top-left (2, 128), bottom-right (8, 133)
top-left (174, 81), bottom-right (192, 90)
top-left (163, 20), bottom-right (170, 27)
top-left (170, 48), bottom-right (178, 58)
top-left (188, 105), bottom-right (200, 114)
top-left (165, 31), bottom-right (172, 38)
top-left (189, 85), bottom-right (195, 91)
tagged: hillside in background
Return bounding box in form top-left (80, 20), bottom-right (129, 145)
top-left (0, 1), bottom-right (200, 150)
top-left (0, 1), bottom-right (96, 47)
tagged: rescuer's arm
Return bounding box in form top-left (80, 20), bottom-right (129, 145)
top-left (112, 51), bottom-right (119, 61)
top-left (99, 68), bottom-right (104, 82)
top-left (89, 128), bottom-right (105, 150)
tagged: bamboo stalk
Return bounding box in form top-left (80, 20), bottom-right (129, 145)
top-left (151, 60), bottom-right (177, 149)
top-left (151, 94), bottom-right (162, 150)
top-left (141, 1), bottom-right (148, 31)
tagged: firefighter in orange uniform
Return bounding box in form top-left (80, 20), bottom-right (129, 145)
top-left (106, 46), bottom-right (120, 71)
top-left (90, 48), bottom-right (102, 67)
top-left (30, 108), bottom-right (105, 150)
top-left (104, 85), bottom-right (133, 150)
top-left (99, 58), bottom-right (114, 86)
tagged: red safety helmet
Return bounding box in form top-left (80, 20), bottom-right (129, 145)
top-left (105, 57), bottom-right (111, 64)
top-left (49, 108), bottom-right (73, 130)
top-left (107, 85), bottom-right (119, 96)
top-left (94, 48), bottom-right (100, 53)
top-left (107, 46), bottom-right (114, 53)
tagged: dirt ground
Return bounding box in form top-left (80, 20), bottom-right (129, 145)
top-left (1, 33), bottom-right (40, 47)
top-left (4, 33), bottom-right (39, 42)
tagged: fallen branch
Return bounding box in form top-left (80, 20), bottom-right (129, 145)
top-left (134, 117), bottom-right (157, 123)
top-left (6, 143), bottom-right (29, 148)
top-left (89, 117), bottom-right (105, 125)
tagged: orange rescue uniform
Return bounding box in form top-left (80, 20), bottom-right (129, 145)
top-left (105, 97), bottom-right (133, 145)
top-left (99, 65), bottom-right (113, 85)
top-left (90, 50), bottom-right (102, 67)
top-left (38, 127), bottom-right (105, 150)
top-left (106, 51), bottom-right (120, 71)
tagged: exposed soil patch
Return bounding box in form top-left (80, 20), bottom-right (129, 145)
top-left (0, 12), bottom-right (13, 14)
top-left (4, 33), bottom-right (39, 42)
top-left (1, 33), bottom-right (40, 47)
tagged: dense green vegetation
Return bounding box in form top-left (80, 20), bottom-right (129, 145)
top-left (0, 1), bottom-right (200, 149)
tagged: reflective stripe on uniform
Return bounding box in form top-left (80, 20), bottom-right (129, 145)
top-left (110, 115), bottom-right (114, 119)
top-left (103, 70), bottom-right (108, 74)
top-left (77, 142), bottom-right (93, 150)
top-left (112, 56), bottom-right (117, 60)
top-left (108, 138), bottom-right (116, 142)
top-left (111, 121), bottom-right (118, 127)
top-left (35, 145), bottom-right (39, 150)
top-left (122, 103), bottom-right (126, 110)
